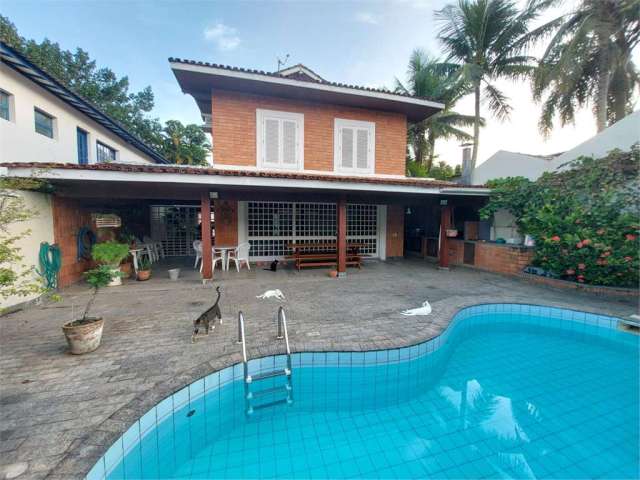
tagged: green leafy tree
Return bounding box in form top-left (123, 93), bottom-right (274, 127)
top-left (162, 120), bottom-right (211, 166)
top-left (0, 180), bottom-right (45, 303)
top-left (480, 146), bottom-right (640, 287)
top-left (395, 49), bottom-right (478, 173)
top-left (436, 0), bottom-right (549, 171)
top-left (528, 0), bottom-right (640, 134)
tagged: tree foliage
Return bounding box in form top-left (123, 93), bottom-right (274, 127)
top-left (395, 49), bottom-right (478, 172)
top-left (0, 15), bottom-right (209, 164)
top-left (436, 0), bottom-right (550, 170)
top-left (407, 160), bottom-right (462, 180)
top-left (480, 146), bottom-right (640, 287)
top-left (526, 0), bottom-right (640, 134)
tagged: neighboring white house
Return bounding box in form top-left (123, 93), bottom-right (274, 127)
top-left (472, 110), bottom-right (640, 185)
top-left (471, 151), bottom-right (561, 185)
top-left (0, 43), bottom-right (166, 311)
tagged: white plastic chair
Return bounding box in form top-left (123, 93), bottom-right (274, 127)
top-left (227, 242), bottom-right (251, 272)
top-left (144, 235), bottom-right (164, 260)
top-left (193, 240), bottom-right (202, 269)
top-left (199, 247), bottom-right (224, 273)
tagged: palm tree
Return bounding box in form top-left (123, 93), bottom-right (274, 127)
top-left (529, 0), bottom-right (640, 134)
top-left (395, 49), bottom-right (478, 173)
top-left (436, 0), bottom-right (549, 171)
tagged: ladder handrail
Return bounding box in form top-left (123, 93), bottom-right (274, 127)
top-left (277, 306), bottom-right (291, 356)
top-left (237, 311), bottom-right (248, 363)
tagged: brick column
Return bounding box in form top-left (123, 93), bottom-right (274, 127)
top-left (200, 192), bottom-right (213, 279)
top-left (439, 205), bottom-right (453, 269)
top-left (337, 198), bottom-right (347, 277)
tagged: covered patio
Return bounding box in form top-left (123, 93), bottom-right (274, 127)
top-left (0, 260), bottom-right (635, 479)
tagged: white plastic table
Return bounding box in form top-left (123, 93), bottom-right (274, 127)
top-left (214, 245), bottom-right (236, 272)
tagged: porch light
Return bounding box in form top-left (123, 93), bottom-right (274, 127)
top-left (405, 207), bottom-right (412, 215)
top-left (209, 192), bottom-right (219, 199)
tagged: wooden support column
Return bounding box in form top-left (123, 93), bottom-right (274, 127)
top-left (200, 192), bottom-right (213, 280)
top-left (439, 205), bottom-right (453, 269)
top-left (337, 197), bottom-right (347, 277)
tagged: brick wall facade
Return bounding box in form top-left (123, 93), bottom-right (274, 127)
top-left (211, 90), bottom-right (407, 176)
top-left (386, 205), bottom-right (405, 258)
top-left (52, 197), bottom-right (93, 288)
top-left (446, 239), bottom-right (534, 276)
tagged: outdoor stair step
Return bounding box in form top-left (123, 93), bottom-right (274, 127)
top-left (247, 384), bottom-right (291, 400)
top-left (247, 368), bottom-right (291, 383)
top-left (249, 398), bottom-right (291, 413)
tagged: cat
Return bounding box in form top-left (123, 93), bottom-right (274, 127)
top-left (264, 259), bottom-right (279, 272)
top-left (256, 289), bottom-right (285, 301)
top-left (192, 286), bottom-right (222, 343)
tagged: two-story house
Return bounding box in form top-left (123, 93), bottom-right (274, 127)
top-left (2, 47), bottom-right (489, 308)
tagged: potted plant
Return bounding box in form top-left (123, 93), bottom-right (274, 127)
top-left (62, 265), bottom-right (112, 354)
top-left (137, 258), bottom-right (152, 281)
top-left (91, 241), bottom-right (130, 286)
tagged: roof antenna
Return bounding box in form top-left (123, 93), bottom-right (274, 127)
top-left (277, 54), bottom-right (290, 72)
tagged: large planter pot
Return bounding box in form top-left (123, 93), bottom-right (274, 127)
top-left (62, 317), bottom-right (104, 355)
top-left (137, 270), bottom-right (151, 281)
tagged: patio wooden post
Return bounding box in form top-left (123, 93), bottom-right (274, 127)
top-left (200, 192), bottom-right (213, 280)
top-left (337, 197), bottom-right (347, 277)
top-left (439, 205), bottom-right (452, 269)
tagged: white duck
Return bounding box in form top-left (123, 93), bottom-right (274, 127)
top-left (401, 300), bottom-right (432, 316)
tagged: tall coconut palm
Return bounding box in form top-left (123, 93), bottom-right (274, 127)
top-left (529, 0), bottom-right (640, 134)
top-left (436, 0), bottom-right (550, 171)
top-left (395, 49), bottom-right (478, 173)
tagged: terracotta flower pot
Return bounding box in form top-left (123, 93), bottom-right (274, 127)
top-left (62, 317), bottom-right (104, 355)
top-left (137, 270), bottom-right (151, 281)
top-left (328, 270), bottom-right (338, 278)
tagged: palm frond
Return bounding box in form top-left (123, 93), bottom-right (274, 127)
top-left (483, 82), bottom-right (512, 121)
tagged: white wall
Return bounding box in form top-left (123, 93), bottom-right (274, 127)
top-left (547, 110), bottom-right (640, 172)
top-left (471, 150), bottom-right (551, 185)
top-left (1, 191), bottom-right (54, 311)
top-left (0, 63), bottom-right (155, 165)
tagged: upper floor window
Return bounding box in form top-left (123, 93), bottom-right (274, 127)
top-left (256, 109), bottom-right (303, 170)
top-left (0, 90), bottom-right (12, 121)
top-left (334, 118), bottom-right (375, 174)
top-left (34, 108), bottom-right (55, 138)
top-left (96, 141), bottom-right (117, 162)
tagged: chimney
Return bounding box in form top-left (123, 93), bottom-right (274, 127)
top-left (461, 143), bottom-right (473, 184)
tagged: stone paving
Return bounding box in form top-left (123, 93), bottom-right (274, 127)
top-left (0, 258), bottom-right (636, 479)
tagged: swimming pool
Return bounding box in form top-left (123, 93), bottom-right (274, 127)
top-left (89, 304), bottom-right (639, 479)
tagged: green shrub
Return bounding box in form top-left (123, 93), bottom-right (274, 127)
top-left (91, 241), bottom-right (130, 266)
top-left (84, 265), bottom-right (116, 289)
top-left (480, 146), bottom-right (639, 287)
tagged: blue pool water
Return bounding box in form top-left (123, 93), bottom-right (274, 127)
top-left (91, 305), bottom-right (639, 479)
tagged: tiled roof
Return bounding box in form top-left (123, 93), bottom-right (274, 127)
top-left (1, 42), bottom-right (168, 164)
top-left (168, 57), bottom-right (437, 104)
top-left (3, 162), bottom-right (487, 189)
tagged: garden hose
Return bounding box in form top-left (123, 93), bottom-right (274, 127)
top-left (77, 226), bottom-right (96, 261)
top-left (37, 242), bottom-right (61, 289)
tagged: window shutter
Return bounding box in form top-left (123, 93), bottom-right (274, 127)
top-left (282, 120), bottom-right (297, 165)
top-left (264, 118), bottom-right (280, 164)
top-left (356, 129), bottom-right (369, 170)
top-left (341, 127), bottom-right (354, 169)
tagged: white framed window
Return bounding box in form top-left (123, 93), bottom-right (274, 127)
top-left (34, 108), bottom-right (56, 138)
top-left (96, 141), bottom-right (117, 162)
top-left (0, 90), bottom-right (14, 122)
top-left (334, 118), bottom-right (375, 174)
top-left (256, 109), bottom-right (303, 170)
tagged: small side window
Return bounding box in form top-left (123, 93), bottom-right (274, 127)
top-left (96, 141), bottom-right (117, 162)
top-left (34, 108), bottom-right (55, 138)
top-left (0, 90), bottom-right (12, 121)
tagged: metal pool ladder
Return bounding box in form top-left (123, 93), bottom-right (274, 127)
top-left (237, 307), bottom-right (293, 415)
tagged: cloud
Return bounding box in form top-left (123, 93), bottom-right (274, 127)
top-left (204, 22), bottom-right (240, 51)
top-left (355, 12), bottom-right (380, 25)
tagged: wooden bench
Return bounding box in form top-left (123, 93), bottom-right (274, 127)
top-left (288, 242), bottom-right (365, 271)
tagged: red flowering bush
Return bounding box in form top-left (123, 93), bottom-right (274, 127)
top-left (481, 146), bottom-right (639, 287)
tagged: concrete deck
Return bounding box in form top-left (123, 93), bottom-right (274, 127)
top-left (0, 259), bottom-right (636, 479)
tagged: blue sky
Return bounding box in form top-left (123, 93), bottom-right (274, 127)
top-left (3, 0), bottom-right (615, 165)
